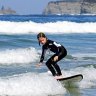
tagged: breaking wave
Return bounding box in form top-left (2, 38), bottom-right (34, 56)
top-left (0, 47), bottom-right (39, 65)
top-left (0, 21), bottom-right (96, 34)
top-left (0, 65), bottom-right (96, 95)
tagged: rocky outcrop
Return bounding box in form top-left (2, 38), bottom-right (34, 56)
top-left (0, 6), bottom-right (16, 15)
top-left (43, 0), bottom-right (96, 15)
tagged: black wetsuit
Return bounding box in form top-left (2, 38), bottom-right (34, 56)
top-left (40, 39), bottom-right (67, 76)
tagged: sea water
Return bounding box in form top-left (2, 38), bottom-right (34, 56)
top-left (0, 15), bottom-right (96, 96)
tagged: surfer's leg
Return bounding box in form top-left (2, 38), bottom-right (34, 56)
top-left (46, 47), bottom-right (67, 77)
top-left (46, 56), bottom-right (57, 76)
top-left (46, 54), bottom-right (63, 76)
top-left (52, 48), bottom-right (67, 77)
top-left (50, 55), bottom-right (62, 76)
top-left (51, 59), bottom-right (63, 79)
top-left (47, 54), bottom-right (62, 76)
top-left (51, 60), bottom-right (62, 76)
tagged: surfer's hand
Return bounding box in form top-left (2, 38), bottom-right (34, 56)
top-left (54, 56), bottom-right (58, 61)
top-left (36, 63), bottom-right (42, 67)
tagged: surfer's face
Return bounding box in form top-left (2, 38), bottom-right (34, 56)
top-left (38, 37), bottom-right (47, 45)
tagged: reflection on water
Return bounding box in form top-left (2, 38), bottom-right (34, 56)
top-left (63, 82), bottom-right (81, 96)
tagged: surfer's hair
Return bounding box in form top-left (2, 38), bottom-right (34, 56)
top-left (37, 32), bottom-right (47, 46)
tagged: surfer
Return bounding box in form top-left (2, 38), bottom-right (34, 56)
top-left (36, 32), bottom-right (67, 79)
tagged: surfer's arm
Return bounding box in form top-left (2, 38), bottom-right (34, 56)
top-left (40, 46), bottom-right (46, 63)
top-left (36, 46), bottom-right (46, 67)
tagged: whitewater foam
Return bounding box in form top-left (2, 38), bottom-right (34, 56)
top-left (72, 53), bottom-right (96, 60)
top-left (0, 47), bottom-right (95, 65)
top-left (0, 72), bottom-right (65, 96)
top-left (0, 21), bottom-right (96, 34)
top-left (0, 47), bottom-right (39, 65)
top-left (48, 65), bottom-right (96, 89)
top-left (61, 66), bottom-right (96, 89)
top-left (0, 65), bottom-right (96, 95)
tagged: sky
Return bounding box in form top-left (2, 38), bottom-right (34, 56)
top-left (0, 0), bottom-right (58, 15)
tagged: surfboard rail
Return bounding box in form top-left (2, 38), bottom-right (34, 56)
top-left (57, 74), bottom-right (83, 82)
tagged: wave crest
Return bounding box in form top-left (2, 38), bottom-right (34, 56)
top-left (0, 21), bottom-right (96, 34)
top-left (0, 47), bottom-right (39, 65)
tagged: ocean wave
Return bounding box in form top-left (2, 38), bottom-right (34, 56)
top-left (72, 53), bottom-right (96, 60)
top-left (0, 21), bottom-right (96, 34)
top-left (0, 47), bottom-right (95, 65)
top-left (0, 73), bottom-right (65, 96)
top-left (0, 47), bottom-right (39, 65)
top-left (0, 65), bottom-right (96, 95)
top-left (66, 53), bottom-right (96, 61)
top-left (61, 65), bottom-right (96, 89)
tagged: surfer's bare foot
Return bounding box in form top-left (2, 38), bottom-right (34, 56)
top-left (54, 75), bottom-right (63, 79)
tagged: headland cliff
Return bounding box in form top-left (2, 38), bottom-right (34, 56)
top-left (43, 0), bottom-right (96, 15)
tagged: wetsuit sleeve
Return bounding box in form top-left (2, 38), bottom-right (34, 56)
top-left (40, 46), bottom-right (46, 63)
